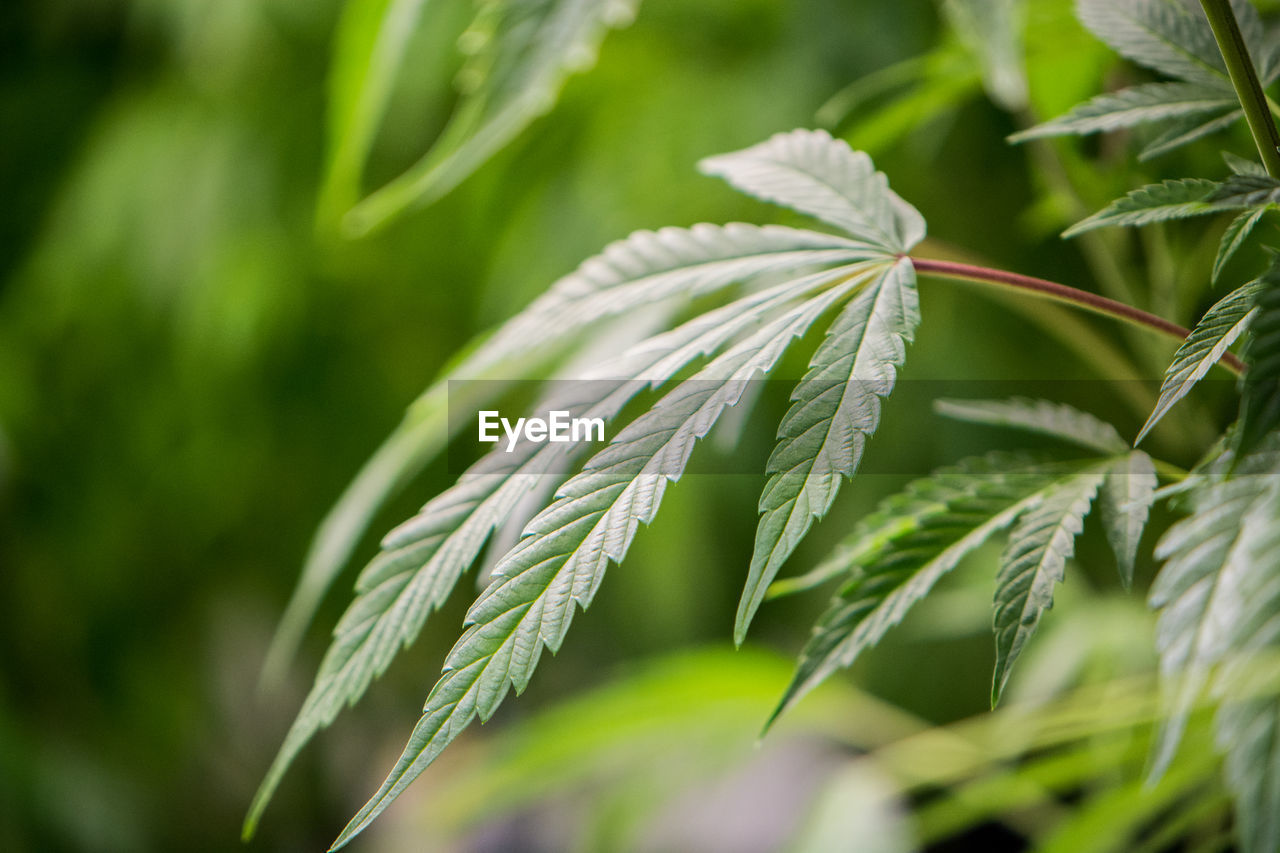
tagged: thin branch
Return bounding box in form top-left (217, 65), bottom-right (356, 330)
top-left (1200, 0), bottom-right (1280, 177)
top-left (909, 257), bottom-right (1245, 375)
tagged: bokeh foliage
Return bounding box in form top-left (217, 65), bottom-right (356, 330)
top-left (1, 0), bottom-right (1266, 850)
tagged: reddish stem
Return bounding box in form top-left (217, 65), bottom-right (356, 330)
top-left (909, 256), bottom-right (1245, 376)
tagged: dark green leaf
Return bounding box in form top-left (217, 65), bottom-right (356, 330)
top-left (991, 469), bottom-right (1106, 704)
top-left (1064, 178), bottom-right (1238, 236)
top-left (1138, 279), bottom-right (1262, 444)
top-left (1010, 82), bottom-right (1235, 141)
top-left (1213, 207), bottom-right (1270, 284)
top-left (772, 454), bottom-right (1081, 724)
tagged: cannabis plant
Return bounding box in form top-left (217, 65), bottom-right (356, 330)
top-left (247, 0), bottom-right (1280, 849)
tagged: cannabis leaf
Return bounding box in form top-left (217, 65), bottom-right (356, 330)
top-left (1059, 176), bottom-right (1249, 235)
top-left (934, 397), bottom-right (1129, 456)
top-left (1009, 82), bottom-right (1237, 142)
top-left (249, 130), bottom-right (934, 847)
top-left (1015, 0), bottom-right (1279, 157)
top-left (772, 454), bottom-right (1085, 723)
top-left (330, 270), bottom-right (875, 848)
top-left (337, 0), bottom-right (642, 236)
top-left (736, 260), bottom-right (920, 643)
top-left (244, 261), bottom-right (874, 837)
top-left (991, 469), bottom-right (1106, 704)
top-left (1148, 435), bottom-right (1280, 853)
top-left (1137, 278), bottom-right (1262, 443)
top-left (693, 130), bottom-right (931, 642)
top-left (1098, 451), bottom-right (1159, 588)
top-left (1076, 0), bottom-right (1227, 87)
top-left (264, 222), bottom-right (878, 679)
top-left (1214, 207), bottom-right (1271, 283)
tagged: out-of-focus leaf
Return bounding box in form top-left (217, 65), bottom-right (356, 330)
top-left (934, 397), bottom-right (1129, 456)
top-left (1098, 451), bottom-right (1158, 589)
top-left (342, 0), bottom-right (642, 236)
top-left (320, 0), bottom-right (429, 222)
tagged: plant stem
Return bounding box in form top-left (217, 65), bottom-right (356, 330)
top-left (1200, 0), bottom-right (1280, 177)
top-left (908, 257), bottom-right (1245, 375)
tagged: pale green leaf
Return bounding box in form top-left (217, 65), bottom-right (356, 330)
top-left (1210, 475), bottom-right (1280, 853)
top-left (934, 397), bottom-right (1129, 456)
top-left (943, 0), bottom-right (1028, 111)
top-left (1137, 279), bottom-right (1261, 444)
top-left (1213, 207), bottom-right (1270, 284)
top-left (736, 259), bottom-right (919, 643)
top-left (991, 470), bottom-right (1106, 705)
top-left (263, 223), bottom-right (879, 678)
top-left (1009, 82), bottom-right (1236, 141)
top-left (1098, 450), bottom-right (1158, 589)
top-left (328, 273), bottom-right (872, 849)
top-left (1075, 0), bottom-right (1229, 87)
top-left (343, 0), bottom-right (642, 235)
top-left (243, 262), bottom-right (872, 838)
top-left (1147, 439), bottom-right (1280, 778)
top-left (772, 454), bottom-right (1081, 724)
top-left (698, 129), bottom-right (926, 253)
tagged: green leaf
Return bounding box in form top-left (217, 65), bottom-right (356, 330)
top-left (699, 129), bottom-right (926, 253)
top-left (1236, 257), bottom-right (1280, 458)
top-left (1137, 279), bottom-right (1261, 444)
top-left (1210, 473), bottom-right (1280, 853)
top-left (991, 469), bottom-right (1106, 705)
top-left (934, 397), bottom-right (1129, 456)
top-left (263, 223), bottom-right (880, 679)
top-left (243, 262), bottom-right (871, 839)
top-left (328, 273), bottom-right (873, 849)
top-left (1063, 178), bottom-right (1239, 236)
top-left (1075, 0), bottom-right (1229, 87)
top-left (342, 0), bottom-right (641, 236)
top-left (772, 454), bottom-right (1081, 724)
top-left (319, 0), bottom-right (429, 222)
top-left (1138, 107), bottom-right (1242, 160)
top-left (1098, 451), bottom-right (1158, 589)
top-left (736, 259), bottom-right (919, 643)
top-left (1147, 439), bottom-right (1280, 779)
top-left (943, 0), bottom-right (1028, 111)
top-left (1213, 207), bottom-right (1270, 284)
top-left (1009, 82), bottom-right (1236, 141)
top-left (1225, 150), bottom-right (1268, 178)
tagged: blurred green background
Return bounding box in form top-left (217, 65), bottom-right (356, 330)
top-left (0, 1), bottom-right (1262, 851)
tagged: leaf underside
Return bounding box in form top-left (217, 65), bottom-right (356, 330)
top-left (259, 130), bottom-right (931, 849)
